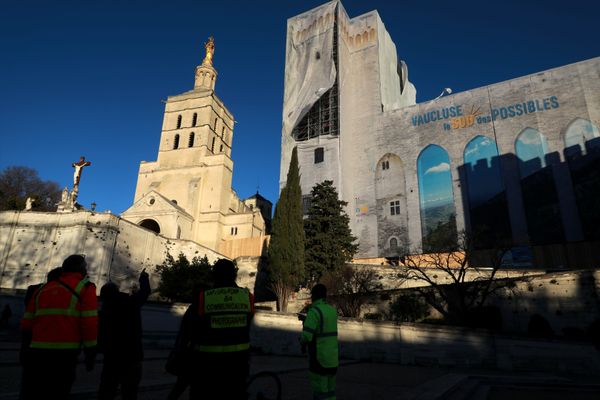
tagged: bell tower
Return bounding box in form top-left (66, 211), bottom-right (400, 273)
top-left (123, 36), bottom-right (252, 251)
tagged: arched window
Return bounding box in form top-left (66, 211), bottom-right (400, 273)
top-left (173, 134), bottom-right (180, 149)
top-left (214, 118), bottom-right (218, 131)
top-left (188, 132), bottom-right (195, 148)
top-left (211, 137), bottom-right (215, 153)
top-left (515, 128), bottom-right (549, 177)
top-left (219, 144), bottom-right (223, 152)
top-left (389, 237), bottom-right (398, 249)
top-left (463, 136), bottom-right (510, 246)
top-left (417, 145), bottom-right (457, 252)
top-left (192, 113), bottom-right (198, 127)
top-left (176, 115), bottom-right (182, 129)
top-left (563, 119), bottom-right (600, 240)
top-left (515, 128), bottom-right (563, 244)
top-left (564, 118), bottom-right (600, 158)
top-left (314, 147), bottom-right (324, 163)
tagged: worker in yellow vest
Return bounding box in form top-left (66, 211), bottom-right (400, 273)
top-left (187, 259), bottom-right (254, 399)
top-left (300, 284), bottom-right (339, 400)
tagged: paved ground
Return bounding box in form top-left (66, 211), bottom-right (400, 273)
top-left (2, 330), bottom-right (600, 400)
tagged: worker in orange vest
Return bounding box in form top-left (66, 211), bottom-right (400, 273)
top-left (20, 254), bottom-right (98, 399)
top-left (186, 259), bottom-right (255, 400)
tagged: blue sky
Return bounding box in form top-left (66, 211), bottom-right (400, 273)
top-left (1, 0), bottom-right (599, 214)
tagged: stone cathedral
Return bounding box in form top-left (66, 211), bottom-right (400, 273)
top-left (281, 1), bottom-right (600, 266)
top-left (122, 37), bottom-right (271, 252)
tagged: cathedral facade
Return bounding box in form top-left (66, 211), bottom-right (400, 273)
top-left (123, 39), bottom-right (271, 253)
top-left (280, 1), bottom-right (600, 261)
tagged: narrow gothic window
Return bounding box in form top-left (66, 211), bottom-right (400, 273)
top-left (173, 134), bottom-right (180, 149)
top-left (390, 200), bottom-right (400, 215)
top-left (314, 147), bottom-right (324, 163)
top-left (220, 144), bottom-right (223, 152)
top-left (214, 118), bottom-right (218, 131)
top-left (211, 137), bottom-right (216, 153)
top-left (177, 115), bottom-right (182, 129)
top-left (382, 160), bottom-right (389, 170)
top-left (192, 113), bottom-right (198, 127)
top-left (221, 126), bottom-right (225, 137)
top-left (188, 132), bottom-right (195, 147)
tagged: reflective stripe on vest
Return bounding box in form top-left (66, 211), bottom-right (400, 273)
top-left (194, 343), bottom-right (250, 353)
top-left (30, 278), bottom-right (94, 349)
top-left (34, 278), bottom-right (89, 318)
top-left (310, 301), bottom-right (339, 369)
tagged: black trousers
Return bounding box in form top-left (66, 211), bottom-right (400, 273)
top-left (20, 349), bottom-right (79, 400)
top-left (98, 356), bottom-right (142, 400)
top-left (189, 351), bottom-right (249, 400)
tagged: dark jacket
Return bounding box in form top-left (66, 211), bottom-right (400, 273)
top-left (98, 275), bottom-right (150, 362)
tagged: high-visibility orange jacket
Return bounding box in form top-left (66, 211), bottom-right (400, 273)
top-left (195, 286), bottom-right (254, 353)
top-left (21, 272), bottom-right (98, 350)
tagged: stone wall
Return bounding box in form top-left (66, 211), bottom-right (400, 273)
top-left (361, 269), bottom-right (600, 335)
top-left (0, 210), bottom-right (228, 294)
top-left (2, 292), bottom-right (597, 376)
top-left (250, 311), bottom-right (600, 376)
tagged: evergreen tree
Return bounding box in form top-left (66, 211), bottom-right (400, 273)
top-left (267, 147), bottom-right (305, 311)
top-left (156, 252), bottom-right (214, 303)
top-left (305, 180), bottom-right (358, 283)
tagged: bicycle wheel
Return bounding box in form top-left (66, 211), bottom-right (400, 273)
top-left (247, 371), bottom-right (282, 400)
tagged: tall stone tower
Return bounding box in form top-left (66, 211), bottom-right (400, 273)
top-left (123, 37), bottom-right (268, 252)
top-left (280, 1), bottom-right (416, 212)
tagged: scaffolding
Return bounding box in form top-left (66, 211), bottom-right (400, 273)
top-left (292, 16), bottom-right (340, 142)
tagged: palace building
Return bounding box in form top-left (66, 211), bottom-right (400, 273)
top-left (280, 1), bottom-right (600, 263)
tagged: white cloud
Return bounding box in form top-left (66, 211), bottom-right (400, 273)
top-left (424, 162), bottom-right (450, 175)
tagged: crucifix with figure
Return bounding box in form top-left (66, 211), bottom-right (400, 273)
top-left (72, 156), bottom-right (92, 188)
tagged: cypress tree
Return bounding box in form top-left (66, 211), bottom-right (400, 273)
top-left (268, 147), bottom-right (304, 311)
top-left (305, 180), bottom-right (358, 283)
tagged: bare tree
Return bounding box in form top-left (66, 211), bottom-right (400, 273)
top-left (322, 265), bottom-right (384, 318)
top-left (404, 230), bottom-right (518, 326)
top-left (0, 166), bottom-right (61, 211)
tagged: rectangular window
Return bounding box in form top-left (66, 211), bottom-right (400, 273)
top-left (302, 195), bottom-right (312, 215)
top-left (390, 200), bottom-right (400, 216)
top-left (314, 147), bottom-right (324, 164)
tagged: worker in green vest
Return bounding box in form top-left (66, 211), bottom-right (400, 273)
top-left (300, 284), bottom-right (339, 400)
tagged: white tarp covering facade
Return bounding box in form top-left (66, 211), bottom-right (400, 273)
top-left (282, 1), bottom-right (338, 140)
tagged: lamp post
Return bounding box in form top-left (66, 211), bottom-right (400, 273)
top-left (434, 87), bottom-right (452, 100)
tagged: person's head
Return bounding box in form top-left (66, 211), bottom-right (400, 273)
top-left (47, 267), bottom-right (62, 282)
top-left (62, 254), bottom-right (87, 275)
top-left (100, 282), bottom-right (120, 304)
top-left (212, 259), bottom-right (237, 286)
top-left (311, 283), bottom-right (327, 302)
